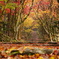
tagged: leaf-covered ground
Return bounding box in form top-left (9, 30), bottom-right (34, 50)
top-left (0, 43), bottom-right (59, 59)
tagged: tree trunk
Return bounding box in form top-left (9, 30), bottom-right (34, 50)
top-left (14, 25), bottom-right (21, 41)
top-left (50, 33), bottom-right (53, 42)
top-left (55, 34), bottom-right (59, 42)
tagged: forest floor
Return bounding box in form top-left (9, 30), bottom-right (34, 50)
top-left (0, 42), bottom-right (59, 59)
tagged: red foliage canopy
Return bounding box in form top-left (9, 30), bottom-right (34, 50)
top-left (0, 1), bottom-right (5, 5)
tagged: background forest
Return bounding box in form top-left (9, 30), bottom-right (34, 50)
top-left (0, 0), bottom-right (59, 42)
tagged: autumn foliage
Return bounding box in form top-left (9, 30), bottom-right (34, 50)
top-left (0, 1), bottom-right (5, 5)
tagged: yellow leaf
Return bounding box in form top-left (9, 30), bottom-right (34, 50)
top-left (35, 54), bottom-right (39, 57)
top-left (25, 29), bottom-right (32, 32)
top-left (20, 55), bottom-right (24, 57)
top-left (6, 47), bottom-right (17, 53)
top-left (38, 56), bottom-right (44, 59)
top-left (49, 56), bottom-right (55, 59)
top-left (57, 56), bottom-right (59, 59)
top-left (24, 17), bottom-right (34, 27)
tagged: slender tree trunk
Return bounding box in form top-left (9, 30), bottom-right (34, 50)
top-left (50, 33), bottom-right (53, 42)
top-left (14, 25), bottom-right (21, 41)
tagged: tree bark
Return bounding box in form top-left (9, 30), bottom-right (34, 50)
top-left (50, 33), bottom-right (53, 42)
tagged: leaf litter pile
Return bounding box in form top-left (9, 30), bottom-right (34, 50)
top-left (0, 43), bottom-right (59, 59)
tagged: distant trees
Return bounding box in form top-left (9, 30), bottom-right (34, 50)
top-left (0, 0), bottom-right (59, 42)
top-left (32, 0), bottom-right (59, 42)
top-left (0, 0), bottom-right (34, 42)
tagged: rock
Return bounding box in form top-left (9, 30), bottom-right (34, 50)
top-left (42, 49), bottom-right (53, 54)
top-left (7, 47), bottom-right (55, 55)
top-left (32, 47), bottom-right (45, 54)
top-left (22, 47), bottom-right (45, 54)
top-left (22, 48), bottom-right (33, 55)
top-left (23, 48), bottom-right (32, 53)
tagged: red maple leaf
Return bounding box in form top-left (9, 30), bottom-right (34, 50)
top-left (5, 8), bottom-right (11, 13)
top-left (23, 5), bottom-right (30, 14)
top-left (53, 50), bottom-right (58, 55)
